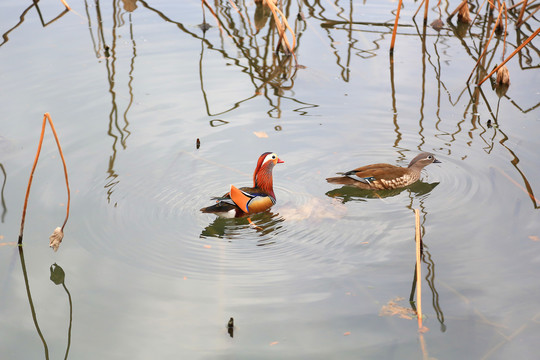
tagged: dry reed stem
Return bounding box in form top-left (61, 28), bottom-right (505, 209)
top-left (18, 119), bottom-right (47, 244)
top-left (517, 4), bottom-right (540, 27)
top-left (478, 26), bottom-right (540, 86)
top-left (44, 113), bottom-right (70, 231)
top-left (516, 0), bottom-right (529, 26)
top-left (466, 3), bottom-right (504, 83)
top-left (415, 209), bottom-right (423, 330)
top-left (448, 0), bottom-right (468, 20)
top-left (60, 0), bottom-right (71, 10)
top-left (424, 0), bottom-right (430, 22)
top-left (413, 0), bottom-right (426, 18)
top-left (390, 0), bottom-right (403, 54)
top-left (508, 0), bottom-right (526, 11)
top-left (18, 113), bottom-right (71, 246)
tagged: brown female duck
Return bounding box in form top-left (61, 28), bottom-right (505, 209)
top-left (326, 152), bottom-right (441, 190)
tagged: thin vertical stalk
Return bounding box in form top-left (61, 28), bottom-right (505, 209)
top-left (415, 209), bottom-right (423, 329)
top-left (18, 118), bottom-right (47, 244)
top-left (390, 0), bottom-right (403, 54)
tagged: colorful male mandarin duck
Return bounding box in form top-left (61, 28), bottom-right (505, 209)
top-left (326, 152), bottom-right (441, 190)
top-left (200, 152), bottom-right (284, 218)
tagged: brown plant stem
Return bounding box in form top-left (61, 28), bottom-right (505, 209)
top-left (60, 0), bottom-right (71, 10)
top-left (448, 0), bottom-right (468, 20)
top-left (516, 0), bottom-right (528, 26)
top-left (18, 113), bottom-right (70, 245)
top-left (18, 118), bottom-right (47, 244)
top-left (466, 2), bottom-right (504, 83)
top-left (478, 26), bottom-right (540, 86)
top-left (414, 0), bottom-right (426, 18)
top-left (44, 113), bottom-right (70, 231)
top-left (424, 0), bottom-right (430, 23)
top-left (390, 0), bottom-right (403, 54)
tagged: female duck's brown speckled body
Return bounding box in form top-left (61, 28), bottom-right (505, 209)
top-left (201, 152), bottom-right (284, 218)
top-left (326, 152), bottom-right (440, 190)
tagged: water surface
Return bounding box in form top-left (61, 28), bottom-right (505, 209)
top-left (0, 0), bottom-right (539, 359)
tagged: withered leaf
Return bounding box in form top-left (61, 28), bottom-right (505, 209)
top-left (49, 227), bottom-right (64, 252)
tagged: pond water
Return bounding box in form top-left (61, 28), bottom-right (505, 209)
top-left (1, 0), bottom-right (539, 359)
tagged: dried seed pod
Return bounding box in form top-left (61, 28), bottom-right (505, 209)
top-left (458, 2), bottom-right (471, 23)
top-left (49, 226), bottom-right (64, 252)
top-left (496, 65), bottom-right (510, 86)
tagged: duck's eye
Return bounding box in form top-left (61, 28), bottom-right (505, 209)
top-left (271, 155), bottom-right (276, 159)
top-left (427, 155), bottom-right (433, 159)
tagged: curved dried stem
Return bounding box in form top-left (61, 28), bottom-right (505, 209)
top-left (44, 113), bottom-right (70, 231)
top-left (18, 113), bottom-right (70, 247)
top-left (478, 26), bottom-right (540, 86)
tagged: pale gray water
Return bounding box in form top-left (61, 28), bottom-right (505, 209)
top-left (0, 1), bottom-right (539, 359)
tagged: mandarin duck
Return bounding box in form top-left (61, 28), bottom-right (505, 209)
top-left (326, 152), bottom-right (440, 190)
top-left (200, 152), bottom-right (284, 218)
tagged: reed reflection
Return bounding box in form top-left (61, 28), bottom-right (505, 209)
top-left (85, 0), bottom-right (135, 202)
top-left (408, 205), bottom-right (446, 333)
top-left (18, 247), bottom-right (75, 359)
top-left (50, 263), bottom-right (74, 360)
top-left (0, 0), bottom-right (70, 48)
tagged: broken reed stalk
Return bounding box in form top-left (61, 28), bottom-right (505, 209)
top-left (466, 2), bottom-right (504, 83)
top-left (478, 26), bottom-right (540, 86)
top-left (414, 209), bottom-right (423, 330)
top-left (59, 0), bottom-right (71, 10)
top-left (18, 113), bottom-right (71, 247)
top-left (390, 0), bottom-right (403, 54)
top-left (448, 0), bottom-right (468, 20)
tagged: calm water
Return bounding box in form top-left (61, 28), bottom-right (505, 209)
top-left (1, 0), bottom-right (539, 359)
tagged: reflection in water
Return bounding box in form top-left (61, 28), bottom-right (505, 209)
top-left (50, 263), bottom-right (73, 360)
top-left (18, 246), bottom-right (49, 359)
top-left (200, 211), bottom-right (283, 244)
top-left (326, 180), bottom-right (439, 203)
top-left (85, 0), bottom-right (135, 202)
top-left (0, 164), bottom-right (6, 222)
top-left (18, 246), bottom-right (74, 360)
top-left (0, 0), bottom-right (69, 48)
top-left (408, 236), bottom-right (446, 332)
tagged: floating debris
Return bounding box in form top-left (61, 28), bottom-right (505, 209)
top-left (430, 19), bottom-right (444, 31)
